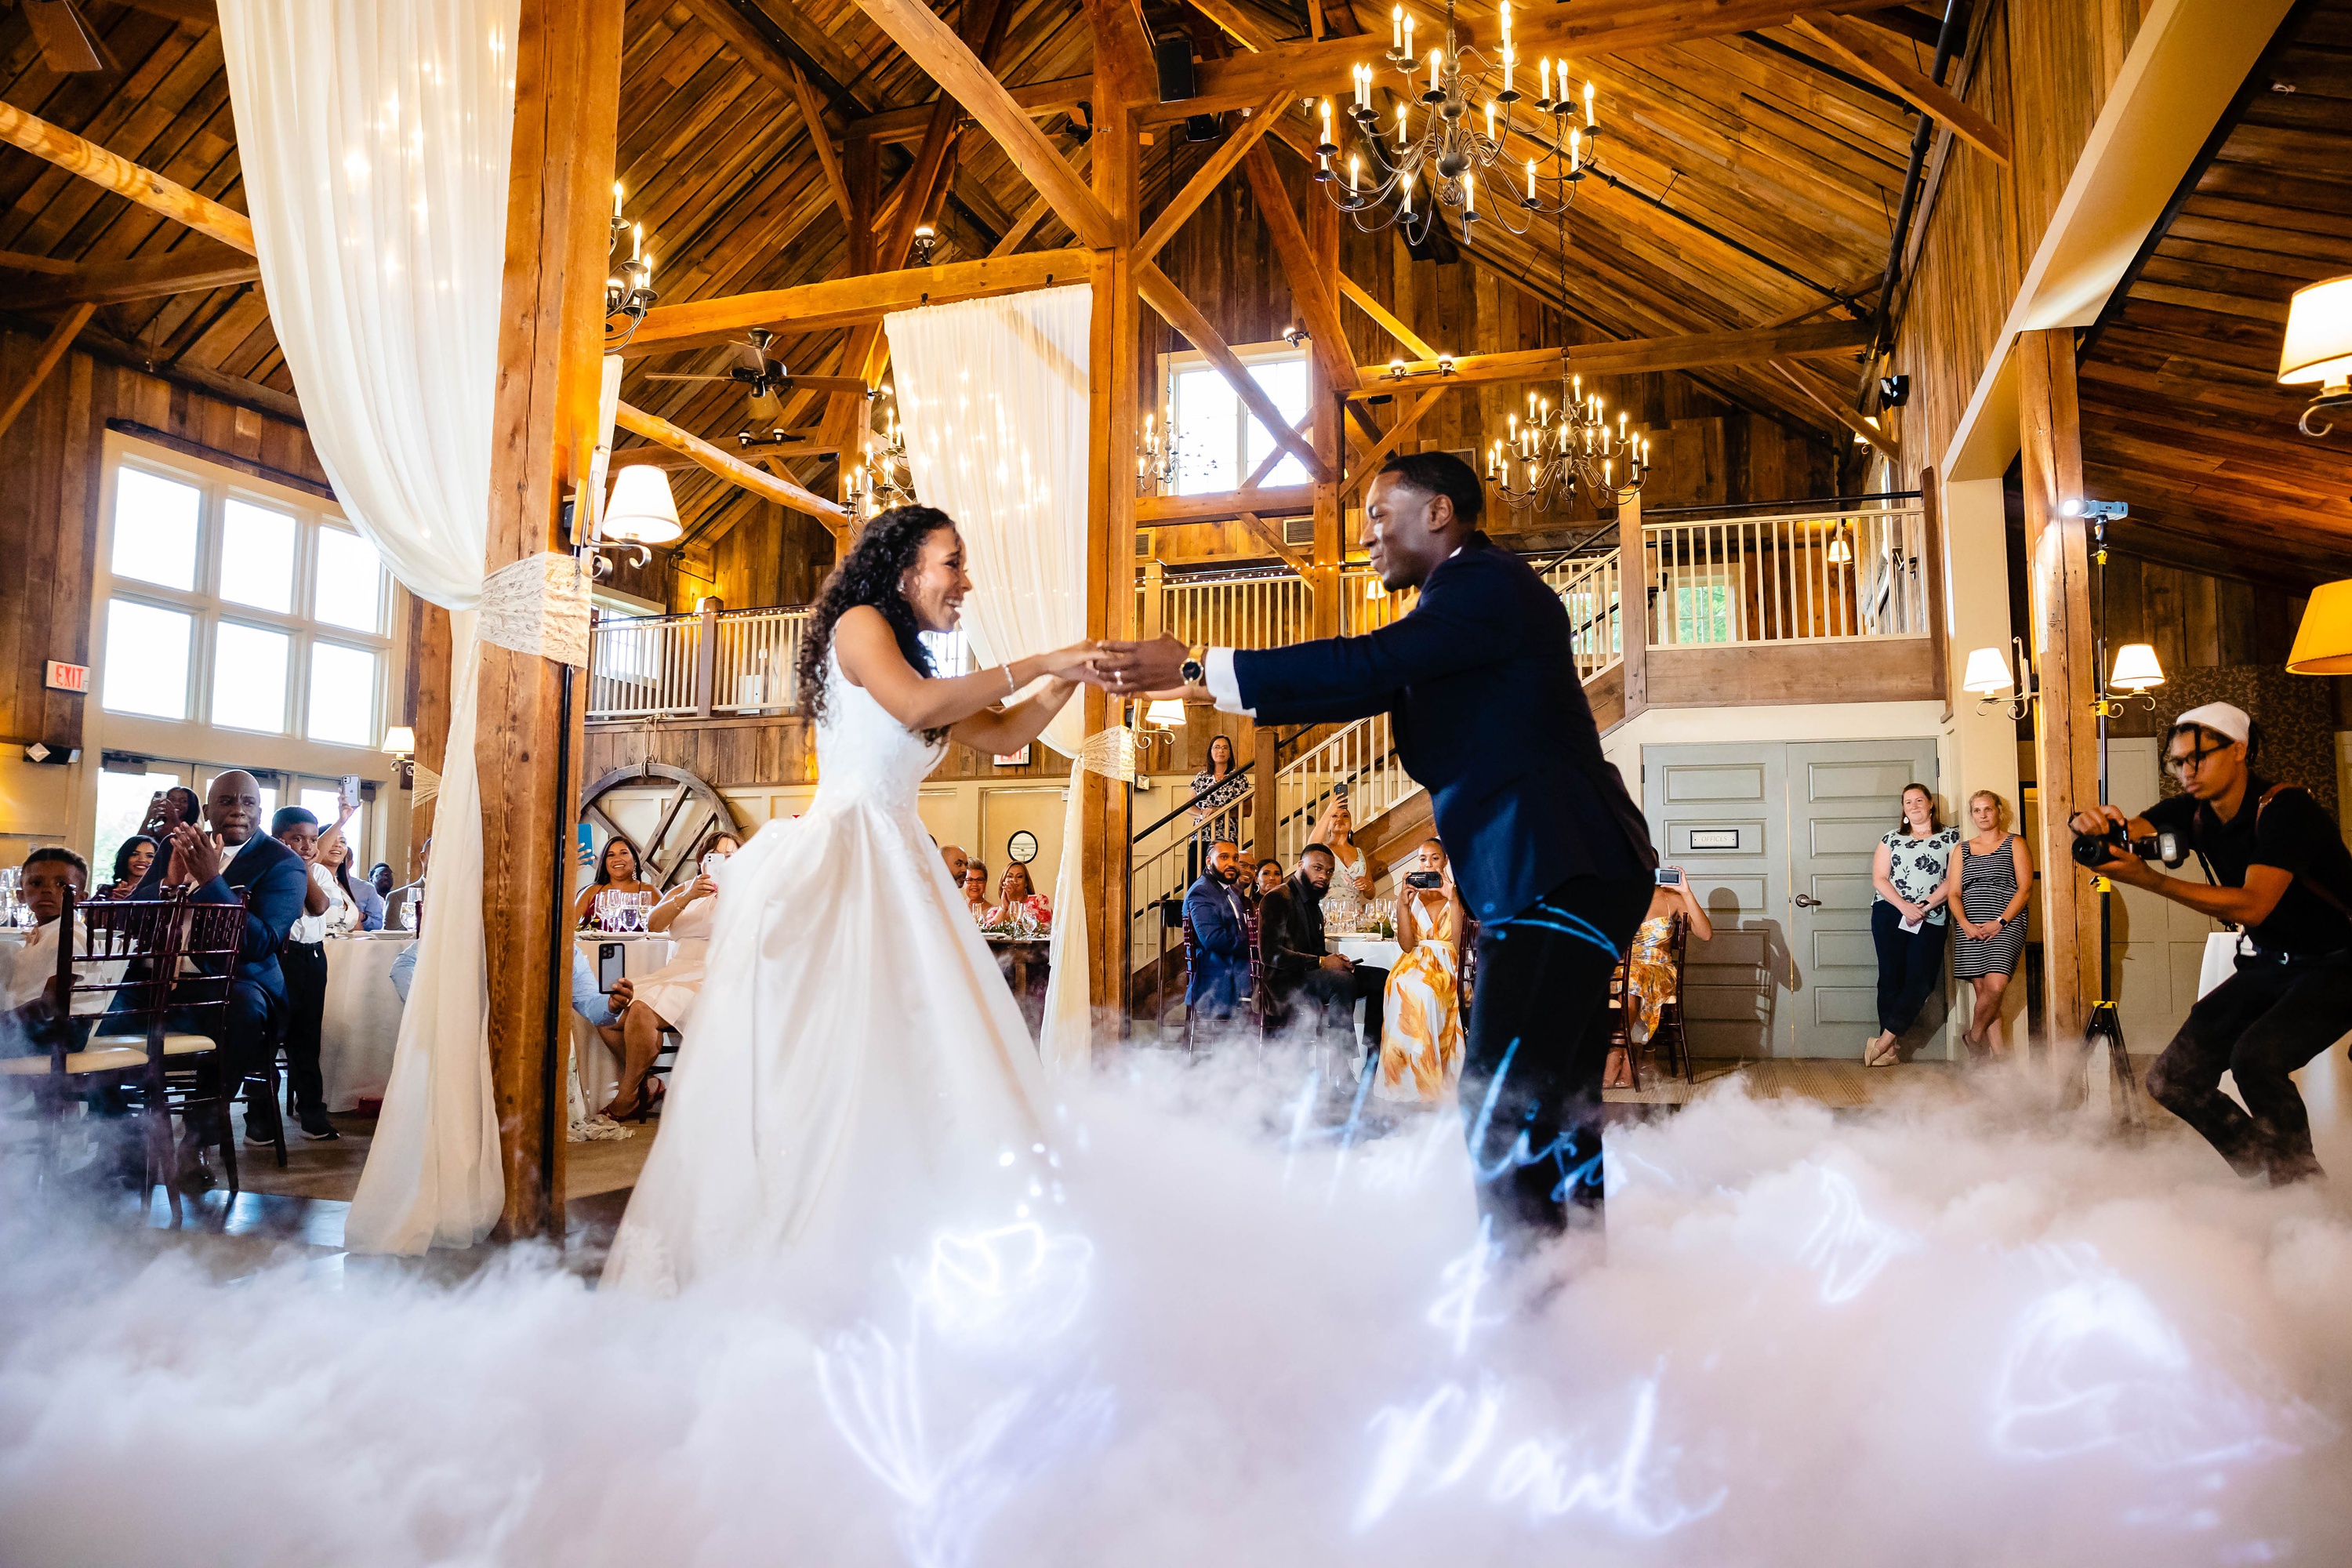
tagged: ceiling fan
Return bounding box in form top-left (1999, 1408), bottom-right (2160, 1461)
top-left (19, 0), bottom-right (117, 74)
top-left (642, 328), bottom-right (874, 447)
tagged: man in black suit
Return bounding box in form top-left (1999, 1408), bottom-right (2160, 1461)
top-left (1098, 451), bottom-right (1656, 1250)
top-left (1255, 844), bottom-right (1386, 1058)
top-left (1181, 839), bottom-right (1252, 1022)
top-left (131, 768), bottom-right (310, 1167)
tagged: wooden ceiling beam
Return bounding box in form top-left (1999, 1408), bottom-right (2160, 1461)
top-left (624, 249), bottom-right (1087, 354)
top-left (1377, 318), bottom-right (1870, 389)
top-left (1341, 385), bottom-right (1446, 499)
top-left (22, 239), bottom-right (258, 308)
top-left (1240, 144), bottom-right (1357, 391)
top-left (989, 140), bottom-right (1093, 256)
top-left (0, 249), bottom-right (76, 276)
top-left (1235, 510), bottom-right (1312, 572)
top-left (615, 398), bottom-right (848, 533)
top-left (1144, 0), bottom-right (1900, 122)
top-left (786, 61), bottom-right (855, 226)
top-left (1137, 90), bottom-right (1290, 262)
top-left (1137, 484), bottom-right (1316, 524)
top-left (681, 0), bottom-right (800, 96)
top-left (0, 303), bottom-right (95, 441)
top-left (1338, 270), bottom-right (1436, 361)
top-left (848, 74), bottom-right (1092, 146)
top-left (854, 0), bottom-right (1118, 249)
top-left (0, 99), bottom-right (256, 254)
top-left (1138, 261), bottom-right (1333, 482)
top-left (1766, 359), bottom-right (1899, 457)
top-left (1789, 13), bottom-right (2012, 167)
top-left (1189, 0), bottom-right (1280, 53)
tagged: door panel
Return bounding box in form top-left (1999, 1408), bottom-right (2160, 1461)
top-left (1788, 739), bottom-right (1943, 1059)
top-left (1644, 746), bottom-right (1788, 1059)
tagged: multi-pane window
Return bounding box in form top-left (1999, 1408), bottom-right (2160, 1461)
top-left (1162, 342), bottom-right (1312, 495)
top-left (99, 449), bottom-right (391, 743)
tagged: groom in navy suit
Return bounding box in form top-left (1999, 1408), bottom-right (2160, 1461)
top-left (1100, 451), bottom-right (1657, 1250)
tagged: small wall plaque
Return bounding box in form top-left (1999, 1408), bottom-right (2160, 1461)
top-left (1689, 828), bottom-right (1740, 850)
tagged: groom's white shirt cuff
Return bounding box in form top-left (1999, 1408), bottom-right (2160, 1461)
top-left (1204, 648), bottom-right (1254, 717)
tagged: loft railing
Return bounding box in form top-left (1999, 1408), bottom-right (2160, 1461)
top-left (1642, 506), bottom-right (1928, 648)
top-left (1541, 549), bottom-right (1624, 681)
top-left (586, 604), bottom-right (812, 721)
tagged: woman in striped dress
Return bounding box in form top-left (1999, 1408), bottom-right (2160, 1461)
top-left (1951, 789), bottom-right (2033, 1061)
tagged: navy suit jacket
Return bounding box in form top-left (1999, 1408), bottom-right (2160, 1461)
top-left (1182, 871), bottom-right (1251, 1011)
top-left (1233, 535), bottom-right (1655, 924)
top-left (133, 832), bottom-right (307, 1002)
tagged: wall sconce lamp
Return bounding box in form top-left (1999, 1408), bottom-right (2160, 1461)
top-left (2279, 274), bottom-right (2352, 437)
top-left (382, 724), bottom-right (417, 789)
top-left (1962, 635), bottom-right (2163, 720)
top-left (2287, 579), bottom-right (2352, 673)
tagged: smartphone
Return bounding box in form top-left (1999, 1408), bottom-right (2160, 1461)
top-left (1404, 870), bottom-right (1442, 889)
top-left (1332, 781), bottom-right (1349, 800)
top-left (339, 774), bottom-right (363, 813)
top-left (1654, 867), bottom-right (1684, 887)
top-left (596, 942), bottom-right (625, 994)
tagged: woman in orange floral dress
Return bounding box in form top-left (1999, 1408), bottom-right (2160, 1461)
top-left (1375, 839), bottom-right (1468, 1105)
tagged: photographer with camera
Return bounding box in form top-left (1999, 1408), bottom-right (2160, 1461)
top-left (2071, 702), bottom-right (2352, 1185)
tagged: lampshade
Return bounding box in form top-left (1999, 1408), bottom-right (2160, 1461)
top-left (604, 465), bottom-right (683, 545)
top-left (1826, 527), bottom-right (1853, 564)
top-left (1144, 697), bottom-right (1187, 730)
top-left (1962, 645), bottom-right (2015, 695)
top-left (2109, 642), bottom-right (2164, 691)
top-left (2287, 578), bottom-right (2352, 674)
top-left (2278, 275), bottom-right (2352, 389)
top-left (380, 724), bottom-right (417, 756)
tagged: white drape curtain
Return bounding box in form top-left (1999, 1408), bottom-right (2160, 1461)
top-left (219, 0), bottom-right (521, 1251)
top-left (887, 286), bottom-right (1097, 1076)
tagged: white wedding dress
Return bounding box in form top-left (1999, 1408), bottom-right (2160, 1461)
top-left (602, 651), bottom-right (1056, 1297)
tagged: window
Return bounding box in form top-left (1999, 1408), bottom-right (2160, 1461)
top-left (298, 785), bottom-right (364, 857)
top-left (97, 443), bottom-right (394, 753)
top-left (1163, 342), bottom-right (1312, 495)
top-left (93, 767), bottom-right (188, 887)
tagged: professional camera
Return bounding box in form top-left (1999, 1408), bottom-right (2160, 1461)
top-left (2071, 823), bottom-right (2187, 869)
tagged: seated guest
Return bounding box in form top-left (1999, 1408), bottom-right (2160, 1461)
top-left (2, 849), bottom-right (105, 1054)
top-left (103, 834), bottom-right (157, 898)
top-left (271, 808), bottom-right (347, 1141)
top-left (1252, 857), bottom-right (1284, 909)
top-left (127, 770), bottom-right (308, 1183)
top-left (940, 843), bottom-right (970, 886)
top-left (1606, 863), bottom-right (1714, 1089)
top-left (369, 861), bottom-right (396, 901)
top-left (601, 830), bottom-right (738, 1120)
top-left (961, 860), bottom-right (991, 924)
top-left (1181, 838), bottom-right (1251, 1022)
top-left (1257, 844), bottom-right (1387, 1056)
top-left (137, 785), bottom-right (202, 841)
top-left (328, 833), bottom-right (385, 931)
top-left (574, 834), bottom-right (653, 927)
top-left (1376, 839), bottom-right (1468, 1105)
top-left (985, 862), bottom-right (1052, 928)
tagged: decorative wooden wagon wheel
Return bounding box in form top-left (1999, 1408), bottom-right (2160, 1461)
top-left (579, 762), bottom-right (743, 891)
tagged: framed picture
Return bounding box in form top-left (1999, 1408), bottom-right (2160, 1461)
top-left (993, 744), bottom-right (1032, 767)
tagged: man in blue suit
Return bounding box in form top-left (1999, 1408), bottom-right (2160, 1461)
top-left (1182, 838), bottom-right (1252, 1022)
top-left (1098, 451), bottom-right (1657, 1250)
top-left (132, 769), bottom-right (310, 1171)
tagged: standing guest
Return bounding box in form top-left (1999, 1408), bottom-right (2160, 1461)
top-left (986, 862), bottom-right (1052, 927)
top-left (961, 860), bottom-right (992, 924)
top-left (600, 831), bottom-right (739, 1121)
top-left (103, 835), bottom-right (157, 899)
top-left (1096, 449), bottom-right (1658, 1250)
top-left (324, 829), bottom-right (384, 931)
top-left (1606, 865), bottom-right (1715, 1090)
top-left (1182, 839), bottom-right (1251, 1022)
top-left (127, 771), bottom-right (309, 1181)
top-left (1190, 735), bottom-right (1248, 851)
top-left (1951, 789), bottom-right (2031, 1061)
top-left (1377, 839), bottom-right (1468, 1105)
top-left (1252, 857), bottom-right (1285, 909)
top-left (1311, 794), bottom-right (1377, 935)
top-left (940, 843), bottom-right (971, 886)
top-left (574, 834), bottom-right (653, 927)
top-left (1864, 783), bottom-right (1959, 1067)
top-left (271, 808), bottom-right (345, 1140)
top-left (1258, 844), bottom-right (1387, 1055)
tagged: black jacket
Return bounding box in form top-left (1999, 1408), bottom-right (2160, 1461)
top-left (1255, 872), bottom-right (1329, 992)
top-left (1233, 535), bottom-right (1654, 923)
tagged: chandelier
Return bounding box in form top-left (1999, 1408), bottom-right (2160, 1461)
top-left (604, 181), bottom-right (659, 350)
top-left (844, 401), bottom-right (916, 521)
top-left (1134, 395), bottom-right (1221, 495)
top-left (1315, 2), bottom-right (1602, 243)
top-left (1485, 206), bottom-right (1646, 513)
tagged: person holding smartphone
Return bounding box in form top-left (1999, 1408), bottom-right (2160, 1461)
top-left (1607, 864), bottom-right (1714, 1089)
top-left (1375, 839), bottom-right (1470, 1105)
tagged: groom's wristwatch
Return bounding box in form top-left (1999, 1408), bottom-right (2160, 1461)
top-left (1180, 643), bottom-right (1206, 686)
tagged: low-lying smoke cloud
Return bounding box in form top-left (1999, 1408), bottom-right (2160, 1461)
top-left (4, 1047), bottom-right (2348, 1566)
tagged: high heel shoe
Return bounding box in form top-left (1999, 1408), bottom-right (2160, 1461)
top-left (1862, 1035), bottom-right (1899, 1067)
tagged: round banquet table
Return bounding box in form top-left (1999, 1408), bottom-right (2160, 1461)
top-left (982, 933), bottom-right (1051, 1036)
top-left (320, 932), bottom-right (414, 1112)
top-left (570, 932), bottom-right (677, 1120)
top-left (1331, 935), bottom-right (1402, 970)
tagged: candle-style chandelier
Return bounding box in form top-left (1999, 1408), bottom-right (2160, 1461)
top-left (1314, 1), bottom-right (1603, 244)
top-left (604, 180), bottom-right (659, 350)
top-left (1134, 394), bottom-right (1221, 495)
top-left (1485, 212), bottom-right (1647, 512)
top-left (844, 397), bottom-right (916, 521)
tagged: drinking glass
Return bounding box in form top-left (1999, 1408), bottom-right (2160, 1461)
top-left (399, 896), bottom-right (419, 932)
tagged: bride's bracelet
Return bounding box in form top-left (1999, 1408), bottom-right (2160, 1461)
top-left (1001, 662), bottom-right (1016, 695)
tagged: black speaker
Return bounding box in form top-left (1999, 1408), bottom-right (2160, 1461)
top-left (1153, 37), bottom-right (1195, 103)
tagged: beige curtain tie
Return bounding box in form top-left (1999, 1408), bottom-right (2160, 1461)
top-left (476, 551), bottom-right (592, 669)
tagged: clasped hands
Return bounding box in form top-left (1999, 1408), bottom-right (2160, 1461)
top-left (1037, 633), bottom-right (1205, 700)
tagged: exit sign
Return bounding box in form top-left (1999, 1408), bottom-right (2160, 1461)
top-left (44, 660), bottom-right (87, 693)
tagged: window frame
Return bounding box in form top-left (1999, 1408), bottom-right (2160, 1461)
top-left (1156, 339), bottom-right (1315, 496)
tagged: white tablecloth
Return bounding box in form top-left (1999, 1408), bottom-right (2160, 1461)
top-left (571, 934), bottom-right (677, 1120)
top-left (1333, 936), bottom-right (1401, 970)
top-left (321, 933), bottom-right (414, 1112)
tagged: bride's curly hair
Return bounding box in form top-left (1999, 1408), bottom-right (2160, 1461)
top-left (796, 503), bottom-right (956, 731)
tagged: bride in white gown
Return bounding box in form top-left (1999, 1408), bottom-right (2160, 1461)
top-left (604, 506), bottom-right (1101, 1297)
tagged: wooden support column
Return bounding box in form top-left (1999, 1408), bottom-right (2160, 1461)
top-left (1617, 489), bottom-right (1646, 720)
top-left (2017, 328), bottom-right (2101, 1073)
top-left (1251, 724), bottom-right (1279, 858)
top-left (476, 0), bottom-right (623, 1240)
top-left (1083, 0), bottom-right (1148, 1021)
top-left (405, 598), bottom-right (453, 880)
top-left (1308, 187), bottom-right (1342, 639)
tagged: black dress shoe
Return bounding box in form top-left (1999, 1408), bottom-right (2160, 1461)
top-left (243, 1100), bottom-right (283, 1146)
top-left (298, 1110), bottom-right (339, 1142)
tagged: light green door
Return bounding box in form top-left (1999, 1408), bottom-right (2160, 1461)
top-left (1787, 739), bottom-right (1944, 1060)
top-left (1642, 742), bottom-right (1788, 1059)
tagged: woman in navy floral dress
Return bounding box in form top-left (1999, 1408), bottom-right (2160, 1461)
top-left (1864, 782), bottom-right (1959, 1065)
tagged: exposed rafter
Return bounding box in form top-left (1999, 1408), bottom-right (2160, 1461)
top-left (625, 249), bottom-right (1088, 354)
top-left (0, 99), bottom-right (256, 253)
top-left (1790, 12), bottom-right (2013, 167)
top-left (24, 241), bottom-right (258, 308)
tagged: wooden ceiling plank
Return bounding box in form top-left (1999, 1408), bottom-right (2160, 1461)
top-left (1135, 89), bottom-right (1290, 263)
top-left (1788, 13), bottom-right (2011, 166)
top-left (1377, 317), bottom-right (1869, 388)
top-left (0, 300), bottom-right (93, 438)
top-left (989, 138), bottom-right (1092, 256)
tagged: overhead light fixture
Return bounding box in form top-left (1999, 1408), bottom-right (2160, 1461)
top-left (2279, 274), bottom-right (2352, 437)
top-left (2287, 578), bottom-right (2352, 673)
top-left (2060, 496), bottom-right (2129, 522)
top-left (603, 464), bottom-right (684, 546)
top-left (1826, 524), bottom-right (1853, 564)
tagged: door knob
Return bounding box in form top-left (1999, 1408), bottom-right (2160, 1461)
top-left (1792, 892), bottom-right (1822, 908)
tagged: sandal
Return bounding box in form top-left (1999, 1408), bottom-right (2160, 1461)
top-left (634, 1077), bottom-right (667, 1123)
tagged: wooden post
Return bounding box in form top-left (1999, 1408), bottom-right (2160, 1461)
top-left (1308, 184), bottom-right (1343, 640)
top-left (2017, 328), bottom-right (2101, 1076)
top-left (1083, 0), bottom-right (1148, 1021)
top-left (1251, 723), bottom-right (1279, 859)
top-left (405, 599), bottom-right (452, 878)
top-left (476, 0), bottom-right (623, 1240)
top-left (693, 596), bottom-right (721, 717)
top-left (1922, 464), bottom-right (1950, 716)
top-left (1617, 488), bottom-right (1647, 719)
top-left (1138, 557), bottom-right (1163, 641)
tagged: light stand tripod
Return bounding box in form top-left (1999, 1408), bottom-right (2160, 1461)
top-left (2084, 514), bottom-right (2151, 1132)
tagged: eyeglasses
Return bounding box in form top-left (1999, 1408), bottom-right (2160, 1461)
top-left (2165, 743), bottom-right (2227, 776)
